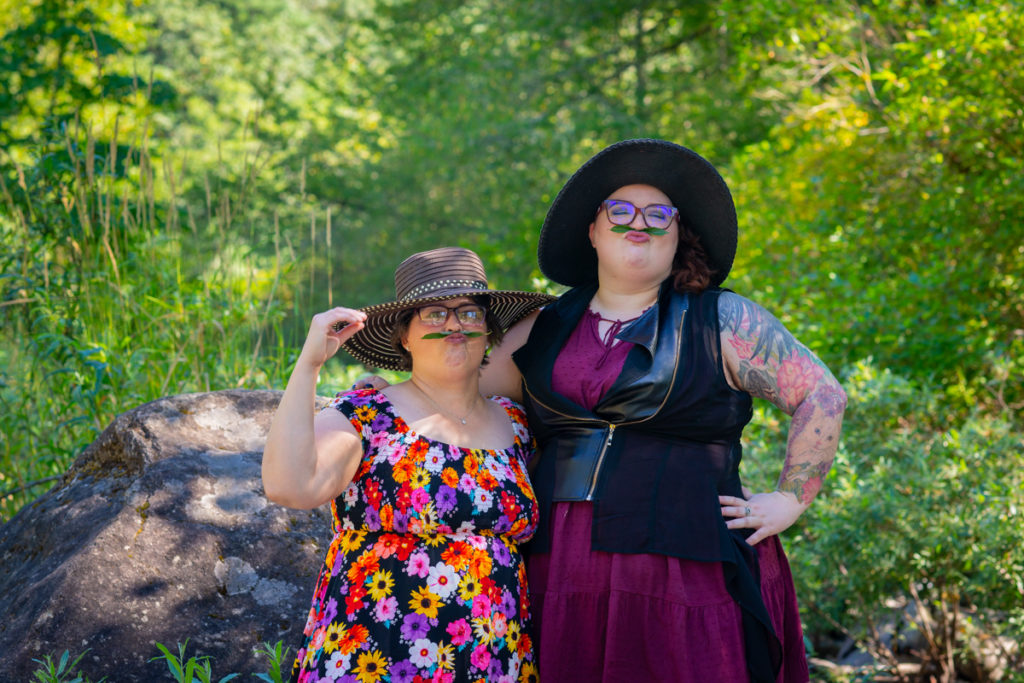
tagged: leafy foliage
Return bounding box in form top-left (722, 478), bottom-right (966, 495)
top-left (2, 0), bottom-right (1022, 677)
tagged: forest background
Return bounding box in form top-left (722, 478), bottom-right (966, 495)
top-left (1, 0), bottom-right (1022, 680)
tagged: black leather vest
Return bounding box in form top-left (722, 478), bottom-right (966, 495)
top-left (513, 281), bottom-right (782, 682)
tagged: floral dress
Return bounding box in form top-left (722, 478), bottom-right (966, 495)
top-left (290, 389), bottom-right (540, 683)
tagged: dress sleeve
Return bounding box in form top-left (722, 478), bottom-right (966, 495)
top-left (320, 388), bottom-right (382, 455)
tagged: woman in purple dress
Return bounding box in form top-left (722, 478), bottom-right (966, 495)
top-left (481, 139), bottom-right (848, 682)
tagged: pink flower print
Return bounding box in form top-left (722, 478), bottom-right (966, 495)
top-left (458, 473), bottom-right (476, 494)
top-left (471, 594), bottom-right (491, 619)
top-left (470, 643), bottom-right (492, 671)
top-left (446, 618), bottom-right (472, 646)
top-left (310, 625), bottom-right (327, 652)
top-left (369, 431), bottom-right (390, 451)
top-left (375, 595), bottom-right (398, 622)
top-left (777, 351), bottom-right (825, 408)
top-left (407, 551), bottom-right (430, 578)
top-left (492, 613), bottom-right (508, 638)
top-left (411, 488), bottom-right (431, 512)
top-left (432, 670), bottom-right (454, 683)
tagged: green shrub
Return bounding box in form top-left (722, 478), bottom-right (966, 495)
top-left (758, 361), bottom-right (1024, 680)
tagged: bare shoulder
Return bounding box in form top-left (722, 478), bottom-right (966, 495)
top-left (480, 309), bottom-right (542, 401)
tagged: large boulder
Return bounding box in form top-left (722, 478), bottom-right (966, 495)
top-left (0, 390), bottom-right (334, 680)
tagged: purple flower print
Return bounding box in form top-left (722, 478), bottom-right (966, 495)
top-left (364, 506), bottom-right (381, 531)
top-left (492, 516), bottom-right (512, 535)
top-left (393, 509), bottom-right (409, 533)
top-left (488, 656), bottom-right (505, 679)
top-left (390, 660), bottom-right (419, 683)
top-left (500, 590), bottom-right (516, 618)
top-left (320, 597), bottom-right (339, 626)
top-left (401, 612), bottom-right (430, 642)
top-left (371, 412), bottom-right (393, 431)
top-left (491, 538), bottom-right (512, 566)
top-left (435, 485), bottom-right (457, 515)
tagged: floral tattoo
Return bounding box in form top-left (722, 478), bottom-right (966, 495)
top-left (718, 292), bottom-right (847, 505)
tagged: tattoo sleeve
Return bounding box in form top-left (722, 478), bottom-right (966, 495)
top-left (718, 292), bottom-right (848, 505)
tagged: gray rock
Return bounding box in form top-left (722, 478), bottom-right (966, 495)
top-left (0, 390), bottom-right (334, 681)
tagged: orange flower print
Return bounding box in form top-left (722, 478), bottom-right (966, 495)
top-left (441, 541), bottom-right (472, 571)
top-left (441, 467), bottom-right (459, 488)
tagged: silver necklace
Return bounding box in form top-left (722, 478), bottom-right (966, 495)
top-left (410, 379), bottom-right (480, 425)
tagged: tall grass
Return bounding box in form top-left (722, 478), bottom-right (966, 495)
top-left (0, 118), bottom-right (372, 522)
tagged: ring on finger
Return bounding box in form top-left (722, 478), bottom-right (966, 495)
top-left (744, 506), bottom-right (752, 517)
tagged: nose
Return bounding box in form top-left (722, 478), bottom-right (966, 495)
top-left (444, 310), bottom-right (464, 330)
top-left (628, 209), bottom-right (646, 229)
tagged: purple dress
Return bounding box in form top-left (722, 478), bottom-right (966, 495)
top-left (526, 309), bottom-right (809, 682)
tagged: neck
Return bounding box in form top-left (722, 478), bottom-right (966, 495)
top-left (408, 373), bottom-right (482, 423)
top-left (591, 281), bottom-right (661, 320)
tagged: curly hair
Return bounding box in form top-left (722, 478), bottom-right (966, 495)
top-left (670, 221), bottom-right (717, 294)
top-left (388, 296), bottom-right (505, 371)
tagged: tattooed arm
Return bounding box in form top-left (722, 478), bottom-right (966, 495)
top-left (716, 291), bottom-right (847, 545)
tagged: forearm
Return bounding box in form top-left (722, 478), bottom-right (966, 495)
top-left (262, 361), bottom-right (321, 505)
top-left (777, 380), bottom-right (847, 505)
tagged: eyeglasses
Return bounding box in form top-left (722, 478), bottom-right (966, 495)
top-left (416, 304), bottom-right (487, 327)
top-left (599, 199), bottom-right (679, 231)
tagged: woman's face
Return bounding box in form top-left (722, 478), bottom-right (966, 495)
top-left (402, 296), bottom-right (489, 372)
top-left (588, 184), bottom-right (678, 289)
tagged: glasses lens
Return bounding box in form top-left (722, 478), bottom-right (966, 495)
top-left (643, 204), bottom-right (675, 229)
top-left (418, 306), bottom-right (449, 325)
top-left (455, 305), bottom-right (486, 327)
top-left (604, 200), bottom-right (637, 225)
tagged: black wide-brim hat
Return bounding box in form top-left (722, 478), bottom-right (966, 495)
top-left (538, 138), bottom-right (738, 287)
top-left (342, 246), bottom-right (556, 370)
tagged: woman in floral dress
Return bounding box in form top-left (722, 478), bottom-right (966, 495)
top-left (262, 247), bottom-right (554, 683)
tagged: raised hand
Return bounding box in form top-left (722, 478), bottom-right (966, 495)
top-left (298, 307), bottom-right (367, 369)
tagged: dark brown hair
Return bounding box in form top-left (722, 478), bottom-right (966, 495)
top-left (670, 220), bottom-right (717, 294)
top-left (388, 296), bottom-right (505, 371)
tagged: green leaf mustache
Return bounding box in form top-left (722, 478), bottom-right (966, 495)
top-left (609, 225), bottom-right (669, 236)
top-left (420, 330), bottom-right (488, 339)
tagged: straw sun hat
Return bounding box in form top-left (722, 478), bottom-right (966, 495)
top-left (538, 138), bottom-right (739, 287)
top-left (341, 247), bottom-right (556, 370)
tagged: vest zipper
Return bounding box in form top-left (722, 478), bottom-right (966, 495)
top-left (521, 304), bottom-right (687, 500)
top-left (585, 423), bottom-right (616, 499)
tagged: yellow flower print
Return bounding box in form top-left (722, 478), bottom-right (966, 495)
top-left (506, 620), bottom-right (521, 652)
top-left (435, 642), bottom-right (456, 671)
top-left (408, 586), bottom-right (442, 619)
top-left (367, 569), bottom-right (394, 602)
top-left (520, 661), bottom-right (539, 683)
top-left (323, 622), bottom-right (346, 654)
top-left (354, 649), bottom-right (388, 683)
top-left (472, 615), bottom-right (495, 644)
top-left (458, 573), bottom-right (482, 601)
top-left (409, 467), bottom-right (431, 489)
top-left (340, 529), bottom-right (367, 555)
top-left (354, 405), bottom-right (377, 423)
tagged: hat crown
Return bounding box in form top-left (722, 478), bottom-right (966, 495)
top-left (394, 247), bottom-right (489, 302)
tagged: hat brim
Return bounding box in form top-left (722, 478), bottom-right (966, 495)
top-left (538, 139), bottom-right (737, 287)
top-left (341, 289), bottom-right (556, 371)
